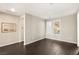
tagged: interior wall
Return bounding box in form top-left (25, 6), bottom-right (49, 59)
top-left (0, 12), bottom-right (21, 47)
top-left (46, 13), bottom-right (77, 44)
top-left (77, 12), bottom-right (79, 46)
top-left (19, 15), bottom-right (24, 42)
top-left (24, 13), bottom-right (45, 45)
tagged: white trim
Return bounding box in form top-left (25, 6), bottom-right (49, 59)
top-left (24, 38), bottom-right (44, 45)
top-left (77, 12), bottom-right (79, 47)
top-left (46, 38), bottom-right (77, 44)
top-left (23, 14), bottom-right (26, 45)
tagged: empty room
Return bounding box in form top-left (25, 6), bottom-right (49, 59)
top-left (0, 3), bottom-right (79, 55)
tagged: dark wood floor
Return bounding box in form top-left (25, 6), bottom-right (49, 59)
top-left (0, 39), bottom-right (79, 55)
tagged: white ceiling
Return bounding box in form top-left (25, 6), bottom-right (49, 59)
top-left (0, 3), bottom-right (79, 19)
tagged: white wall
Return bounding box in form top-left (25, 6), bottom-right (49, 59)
top-left (0, 12), bottom-right (21, 47)
top-left (19, 15), bottom-right (24, 42)
top-left (46, 13), bottom-right (77, 44)
top-left (24, 13), bottom-right (45, 45)
top-left (77, 12), bottom-right (79, 46)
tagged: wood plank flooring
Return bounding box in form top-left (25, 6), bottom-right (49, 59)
top-left (0, 39), bottom-right (79, 55)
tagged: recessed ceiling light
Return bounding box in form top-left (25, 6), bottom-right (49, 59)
top-left (10, 8), bottom-right (15, 12)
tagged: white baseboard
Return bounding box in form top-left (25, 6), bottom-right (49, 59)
top-left (24, 38), bottom-right (44, 45)
top-left (46, 38), bottom-right (77, 44)
top-left (77, 43), bottom-right (79, 47)
top-left (0, 41), bottom-right (23, 48)
top-left (24, 37), bottom-right (77, 46)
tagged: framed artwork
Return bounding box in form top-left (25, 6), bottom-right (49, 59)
top-left (53, 20), bottom-right (61, 34)
top-left (1, 22), bottom-right (16, 33)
